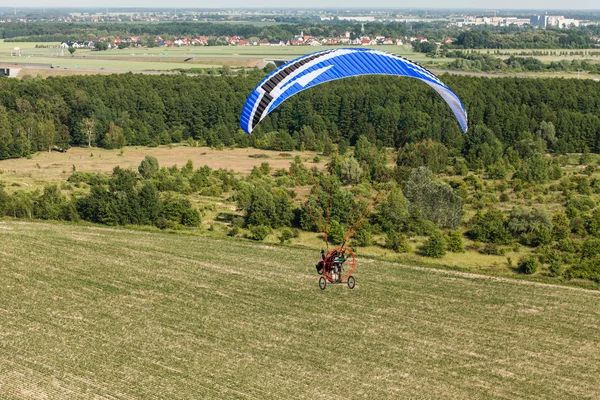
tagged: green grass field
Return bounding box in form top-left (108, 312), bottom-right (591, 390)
top-left (1, 221), bottom-right (599, 398)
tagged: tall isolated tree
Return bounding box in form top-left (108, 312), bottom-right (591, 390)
top-left (82, 118), bottom-right (96, 148)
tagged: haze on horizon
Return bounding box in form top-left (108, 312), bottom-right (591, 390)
top-left (5, 1), bottom-right (598, 11)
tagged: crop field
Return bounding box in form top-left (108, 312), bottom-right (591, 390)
top-left (0, 221), bottom-right (599, 399)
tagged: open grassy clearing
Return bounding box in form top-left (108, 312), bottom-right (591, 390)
top-left (0, 146), bottom-right (323, 191)
top-left (0, 220), bottom-right (599, 399)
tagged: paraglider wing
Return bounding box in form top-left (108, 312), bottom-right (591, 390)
top-left (240, 48), bottom-right (468, 134)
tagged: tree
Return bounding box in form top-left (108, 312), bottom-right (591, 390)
top-left (403, 167), bottom-right (463, 228)
top-left (376, 186), bottom-right (409, 233)
top-left (327, 220), bottom-right (345, 245)
top-left (246, 184), bottom-right (275, 227)
top-left (138, 155), bottom-right (160, 179)
top-left (397, 139), bottom-right (448, 174)
top-left (138, 182), bottom-right (162, 225)
top-left (82, 118), bottom-right (96, 148)
top-left (0, 105), bottom-right (12, 160)
top-left (37, 119), bottom-right (56, 153)
top-left (423, 232), bottom-right (446, 258)
top-left (468, 209), bottom-right (511, 244)
top-left (68, 47), bottom-right (76, 56)
top-left (445, 230), bottom-right (465, 253)
top-left (34, 185), bottom-right (67, 220)
top-left (94, 42), bottom-right (108, 51)
top-left (339, 157), bottom-right (363, 185)
top-left (104, 122), bottom-right (125, 149)
top-left (385, 232), bottom-right (411, 253)
top-left (463, 125), bottom-right (503, 169)
top-left (514, 153), bottom-right (549, 183)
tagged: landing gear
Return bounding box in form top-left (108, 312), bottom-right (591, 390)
top-left (347, 275), bottom-right (356, 289)
top-left (316, 247), bottom-right (357, 290)
top-left (319, 276), bottom-right (327, 290)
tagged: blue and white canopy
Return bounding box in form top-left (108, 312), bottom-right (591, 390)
top-left (240, 48), bottom-right (468, 134)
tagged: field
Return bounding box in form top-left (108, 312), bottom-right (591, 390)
top-left (3, 40), bottom-right (600, 80)
top-left (0, 220), bottom-right (599, 399)
top-left (0, 41), bottom-right (451, 77)
top-left (0, 146), bottom-right (322, 190)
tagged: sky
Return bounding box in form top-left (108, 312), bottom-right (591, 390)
top-left (6, 0), bottom-right (598, 10)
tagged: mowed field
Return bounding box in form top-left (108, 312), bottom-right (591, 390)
top-left (0, 221), bottom-right (599, 399)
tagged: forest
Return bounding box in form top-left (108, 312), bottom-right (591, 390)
top-left (2, 73), bottom-right (600, 283)
top-left (1, 72), bottom-right (600, 159)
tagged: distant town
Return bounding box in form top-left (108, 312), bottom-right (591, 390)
top-left (0, 8), bottom-right (598, 28)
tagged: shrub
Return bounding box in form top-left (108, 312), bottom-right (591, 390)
top-left (499, 193), bottom-right (510, 202)
top-left (549, 260), bottom-right (563, 278)
top-left (423, 233), bottom-right (446, 258)
top-left (552, 212), bottom-right (570, 240)
top-left (480, 243), bottom-right (503, 255)
top-left (555, 238), bottom-right (580, 254)
top-left (385, 232), bottom-right (411, 253)
top-left (249, 225), bottom-right (271, 241)
top-left (580, 238), bottom-right (600, 260)
top-left (445, 230), bottom-right (465, 253)
top-left (351, 226), bottom-right (373, 247)
top-left (278, 228), bottom-right (294, 244)
top-left (518, 256), bottom-right (540, 275)
top-left (566, 259), bottom-right (600, 282)
top-left (567, 195), bottom-right (596, 212)
top-left (468, 209), bottom-right (511, 244)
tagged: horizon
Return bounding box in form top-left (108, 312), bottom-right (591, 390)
top-left (2, 5), bottom-right (599, 12)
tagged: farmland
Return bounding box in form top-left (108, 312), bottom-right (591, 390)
top-left (0, 220), bottom-right (599, 399)
top-left (3, 40), bottom-right (600, 80)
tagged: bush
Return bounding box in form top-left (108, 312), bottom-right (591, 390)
top-left (423, 233), bottom-right (446, 258)
top-left (499, 192), bottom-right (510, 202)
top-left (549, 260), bottom-right (563, 278)
top-left (468, 209), bottom-right (511, 244)
top-left (249, 225), bottom-right (271, 241)
top-left (278, 228), bottom-right (294, 244)
top-left (351, 226), bottom-right (373, 247)
top-left (580, 238), bottom-right (600, 260)
top-left (385, 232), bottom-right (411, 253)
top-left (445, 230), bottom-right (465, 253)
top-left (480, 243), bottom-right (504, 255)
top-left (566, 259), bottom-right (600, 282)
top-left (518, 256), bottom-right (540, 275)
top-left (567, 195), bottom-right (596, 212)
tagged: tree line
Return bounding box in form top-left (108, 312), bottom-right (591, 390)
top-left (2, 73), bottom-right (600, 161)
top-left (2, 20), bottom-right (599, 49)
